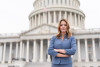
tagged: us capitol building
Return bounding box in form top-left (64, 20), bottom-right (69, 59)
top-left (0, 0), bottom-right (100, 67)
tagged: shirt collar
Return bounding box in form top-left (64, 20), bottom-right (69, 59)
top-left (60, 34), bottom-right (67, 38)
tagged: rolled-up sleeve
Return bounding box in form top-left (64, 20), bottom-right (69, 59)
top-left (48, 36), bottom-right (58, 57)
top-left (64, 36), bottom-right (76, 55)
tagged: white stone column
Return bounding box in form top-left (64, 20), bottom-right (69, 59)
top-left (34, 16), bottom-right (35, 27)
top-left (38, 2), bottom-right (40, 7)
top-left (45, 12), bottom-right (47, 24)
top-left (26, 40), bottom-right (29, 62)
top-left (92, 38), bottom-right (97, 62)
top-left (31, 17), bottom-right (32, 28)
top-left (48, 11), bottom-right (51, 24)
top-left (70, 0), bottom-right (72, 6)
top-left (32, 16), bottom-right (34, 28)
top-left (2, 42), bottom-right (6, 63)
top-left (54, 11), bottom-right (56, 24)
top-left (62, 0), bottom-right (65, 5)
top-left (0, 43), bottom-right (3, 62)
top-left (38, 13), bottom-right (40, 25)
top-left (54, 0), bottom-right (56, 5)
top-left (22, 42), bottom-right (25, 58)
top-left (74, 13), bottom-right (77, 26)
top-left (77, 39), bottom-right (81, 62)
top-left (36, 15), bottom-right (38, 25)
top-left (32, 40), bottom-right (34, 62)
top-left (85, 39), bottom-right (89, 62)
top-left (47, 0), bottom-right (49, 6)
top-left (67, 0), bottom-right (69, 6)
top-left (49, 0), bottom-right (52, 5)
top-left (79, 15), bottom-right (81, 26)
top-left (66, 12), bottom-right (68, 20)
top-left (64, 11), bottom-right (67, 20)
top-left (47, 39), bottom-right (51, 62)
top-left (42, 0), bottom-right (44, 7)
top-left (8, 42), bottom-right (13, 63)
top-left (35, 15), bottom-right (36, 26)
top-left (20, 41), bottom-right (23, 60)
top-left (78, 14), bottom-right (80, 26)
top-left (15, 42), bottom-right (18, 59)
top-left (40, 39), bottom-right (44, 62)
top-left (43, 12), bottom-right (47, 24)
top-left (69, 12), bottom-right (72, 25)
top-left (59, 11), bottom-right (61, 21)
top-left (32, 39), bottom-right (37, 62)
top-left (40, 14), bottom-right (42, 25)
top-left (81, 17), bottom-right (83, 28)
top-left (58, 0), bottom-right (61, 5)
top-left (80, 16), bottom-right (82, 27)
top-left (45, 0), bottom-right (47, 6)
top-left (43, 13), bottom-right (45, 24)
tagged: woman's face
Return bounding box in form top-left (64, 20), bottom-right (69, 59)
top-left (60, 21), bottom-right (67, 33)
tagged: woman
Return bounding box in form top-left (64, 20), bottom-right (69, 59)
top-left (48, 19), bottom-right (76, 67)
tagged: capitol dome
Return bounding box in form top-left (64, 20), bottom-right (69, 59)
top-left (29, 0), bottom-right (85, 29)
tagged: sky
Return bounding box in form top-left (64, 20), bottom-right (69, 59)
top-left (0, 0), bottom-right (100, 34)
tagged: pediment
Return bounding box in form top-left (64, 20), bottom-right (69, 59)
top-left (21, 24), bottom-right (58, 35)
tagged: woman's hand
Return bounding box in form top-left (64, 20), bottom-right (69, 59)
top-left (54, 49), bottom-right (66, 54)
top-left (56, 53), bottom-right (70, 57)
top-left (64, 55), bottom-right (70, 57)
top-left (54, 49), bottom-right (71, 57)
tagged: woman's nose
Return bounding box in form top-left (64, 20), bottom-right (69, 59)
top-left (62, 25), bottom-right (65, 27)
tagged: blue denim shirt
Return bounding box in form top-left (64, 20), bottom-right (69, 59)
top-left (48, 34), bottom-right (76, 64)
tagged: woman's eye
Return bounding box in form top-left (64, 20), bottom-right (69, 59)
top-left (60, 24), bottom-right (67, 26)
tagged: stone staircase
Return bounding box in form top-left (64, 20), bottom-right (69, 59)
top-left (24, 62), bottom-right (51, 67)
top-left (0, 62), bottom-right (51, 67)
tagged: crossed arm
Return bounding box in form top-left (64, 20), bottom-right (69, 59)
top-left (53, 49), bottom-right (70, 57)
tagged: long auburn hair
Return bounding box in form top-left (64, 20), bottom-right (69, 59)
top-left (56, 19), bottom-right (71, 39)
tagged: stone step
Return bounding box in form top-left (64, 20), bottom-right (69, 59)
top-left (24, 62), bottom-right (51, 67)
